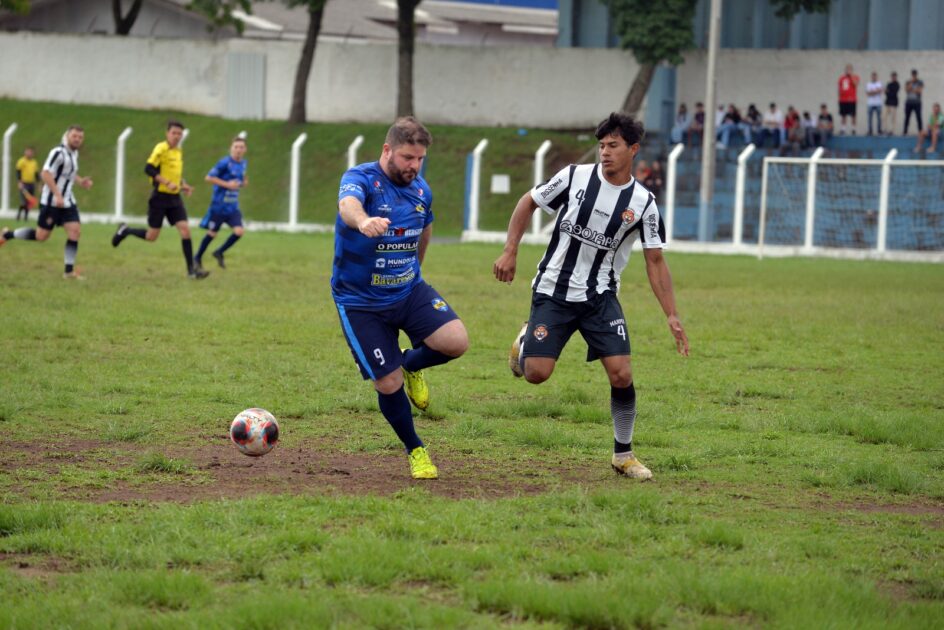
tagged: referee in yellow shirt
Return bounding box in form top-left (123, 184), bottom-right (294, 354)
top-left (16, 147), bottom-right (39, 221)
top-left (111, 120), bottom-right (209, 279)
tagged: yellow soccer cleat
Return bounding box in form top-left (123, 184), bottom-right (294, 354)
top-left (409, 446), bottom-right (439, 479)
top-left (611, 451), bottom-right (653, 480)
top-left (509, 322), bottom-right (528, 378)
top-left (401, 349), bottom-right (429, 410)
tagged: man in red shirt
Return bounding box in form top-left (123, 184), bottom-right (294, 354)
top-left (838, 63), bottom-right (860, 135)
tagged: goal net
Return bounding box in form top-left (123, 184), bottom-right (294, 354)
top-left (760, 156), bottom-right (944, 258)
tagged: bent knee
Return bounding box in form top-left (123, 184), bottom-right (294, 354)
top-left (374, 370), bottom-right (404, 395)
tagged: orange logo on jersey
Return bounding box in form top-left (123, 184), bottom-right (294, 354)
top-left (533, 324), bottom-right (548, 341)
top-left (621, 209), bottom-right (635, 224)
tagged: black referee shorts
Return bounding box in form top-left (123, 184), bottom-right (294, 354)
top-left (148, 191), bottom-right (188, 228)
top-left (522, 291), bottom-right (631, 362)
top-left (37, 204), bottom-right (81, 229)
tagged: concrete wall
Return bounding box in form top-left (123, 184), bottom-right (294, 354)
top-left (0, 32), bottom-right (641, 128)
top-left (676, 49), bottom-right (944, 135)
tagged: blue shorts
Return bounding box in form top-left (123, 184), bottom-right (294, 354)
top-left (200, 206), bottom-right (242, 231)
top-left (335, 281), bottom-right (461, 380)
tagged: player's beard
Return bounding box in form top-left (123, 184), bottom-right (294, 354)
top-left (387, 161), bottom-right (417, 186)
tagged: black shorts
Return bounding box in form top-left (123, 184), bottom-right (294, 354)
top-left (522, 291), bottom-right (630, 362)
top-left (839, 102), bottom-right (856, 117)
top-left (148, 192), bottom-right (188, 228)
top-left (37, 204), bottom-right (80, 229)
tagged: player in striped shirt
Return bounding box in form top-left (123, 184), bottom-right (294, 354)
top-left (1, 126), bottom-right (93, 279)
top-left (493, 112), bottom-right (689, 479)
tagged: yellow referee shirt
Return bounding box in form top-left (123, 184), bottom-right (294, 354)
top-left (15, 156), bottom-right (39, 184)
top-left (146, 141), bottom-right (183, 194)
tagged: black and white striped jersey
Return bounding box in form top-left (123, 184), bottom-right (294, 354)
top-left (40, 144), bottom-right (79, 207)
top-left (530, 163), bottom-right (665, 302)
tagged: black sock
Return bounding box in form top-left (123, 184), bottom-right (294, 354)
top-left (182, 238), bottom-right (194, 272)
top-left (64, 239), bottom-right (78, 273)
top-left (402, 345), bottom-right (455, 372)
top-left (195, 234), bottom-right (214, 262)
top-left (612, 383), bottom-right (637, 453)
top-left (215, 233), bottom-right (241, 255)
top-left (377, 386), bottom-right (423, 452)
top-left (128, 227), bottom-right (147, 239)
top-left (12, 227), bottom-right (36, 240)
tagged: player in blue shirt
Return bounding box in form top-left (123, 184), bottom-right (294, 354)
top-left (195, 136), bottom-right (248, 270)
top-left (333, 117), bottom-right (469, 480)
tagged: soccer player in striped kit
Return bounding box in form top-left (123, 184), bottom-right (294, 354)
top-left (0, 126), bottom-right (93, 279)
top-left (493, 112), bottom-right (689, 479)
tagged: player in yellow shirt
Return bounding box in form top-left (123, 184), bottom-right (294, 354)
top-left (16, 147), bottom-right (39, 221)
top-left (110, 120), bottom-right (209, 279)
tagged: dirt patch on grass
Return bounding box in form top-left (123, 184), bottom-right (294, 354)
top-left (0, 552), bottom-right (72, 580)
top-left (3, 438), bottom-right (613, 503)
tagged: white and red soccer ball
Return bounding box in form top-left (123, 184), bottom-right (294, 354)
top-left (229, 408), bottom-right (280, 457)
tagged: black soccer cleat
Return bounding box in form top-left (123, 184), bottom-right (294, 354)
top-left (111, 223), bottom-right (128, 248)
top-left (188, 268), bottom-right (210, 280)
top-left (212, 250), bottom-right (226, 269)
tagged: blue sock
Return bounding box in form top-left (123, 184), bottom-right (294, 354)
top-left (215, 233), bottom-right (241, 255)
top-left (402, 345), bottom-right (454, 372)
top-left (377, 386), bottom-right (422, 452)
top-left (195, 234), bottom-right (214, 261)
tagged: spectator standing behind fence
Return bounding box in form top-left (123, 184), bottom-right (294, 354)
top-left (783, 107), bottom-right (803, 154)
top-left (904, 69), bottom-right (923, 135)
top-left (760, 103), bottom-right (784, 148)
top-left (813, 104), bottom-right (834, 147)
top-left (688, 103), bottom-right (705, 146)
top-left (884, 71), bottom-right (899, 136)
top-left (647, 161), bottom-right (664, 199)
top-left (670, 104), bottom-right (689, 144)
top-left (838, 64), bottom-right (859, 135)
top-left (913, 103), bottom-right (943, 154)
top-left (866, 71), bottom-right (883, 136)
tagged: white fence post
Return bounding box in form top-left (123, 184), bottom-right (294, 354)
top-left (347, 135), bottom-right (364, 170)
top-left (2, 123), bottom-right (17, 215)
top-left (876, 148), bottom-right (897, 254)
top-left (733, 143), bottom-right (755, 247)
top-left (468, 138), bottom-right (489, 234)
top-left (289, 133), bottom-right (307, 228)
top-left (114, 127), bottom-right (133, 219)
top-left (757, 157), bottom-right (769, 260)
top-left (665, 143), bottom-right (685, 246)
top-left (531, 140), bottom-right (552, 236)
top-left (804, 146), bottom-right (825, 252)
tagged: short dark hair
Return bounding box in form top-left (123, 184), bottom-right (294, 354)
top-left (385, 117), bottom-right (432, 148)
top-left (232, 136), bottom-right (247, 145)
top-left (67, 125), bottom-right (83, 133)
top-left (167, 120), bottom-right (185, 131)
top-left (594, 112), bottom-right (644, 147)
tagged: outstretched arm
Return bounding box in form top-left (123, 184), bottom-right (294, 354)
top-left (643, 248), bottom-right (689, 356)
top-left (493, 191), bottom-right (539, 283)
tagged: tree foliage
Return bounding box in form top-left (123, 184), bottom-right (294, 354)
top-left (0, 0), bottom-right (30, 14)
top-left (769, 0), bottom-right (832, 19)
top-left (603, 0), bottom-right (699, 66)
top-left (187, 0), bottom-right (254, 34)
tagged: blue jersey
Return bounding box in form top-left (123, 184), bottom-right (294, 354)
top-left (207, 155), bottom-right (247, 210)
top-left (332, 162), bottom-right (434, 307)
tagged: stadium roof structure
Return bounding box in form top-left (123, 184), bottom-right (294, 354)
top-left (0, 0), bottom-right (557, 46)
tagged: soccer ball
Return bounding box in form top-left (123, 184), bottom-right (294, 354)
top-left (230, 408), bottom-right (280, 457)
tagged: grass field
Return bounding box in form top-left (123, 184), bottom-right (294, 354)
top-left (0, 99), bottom-right (592, 234)
top-left (1, 224), bottom-right (943, 628)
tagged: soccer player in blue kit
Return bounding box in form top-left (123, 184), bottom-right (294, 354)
top-left (333, 117), bottom-right (469, 480)
top-left (195, 136), bottom-right (248, 270)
